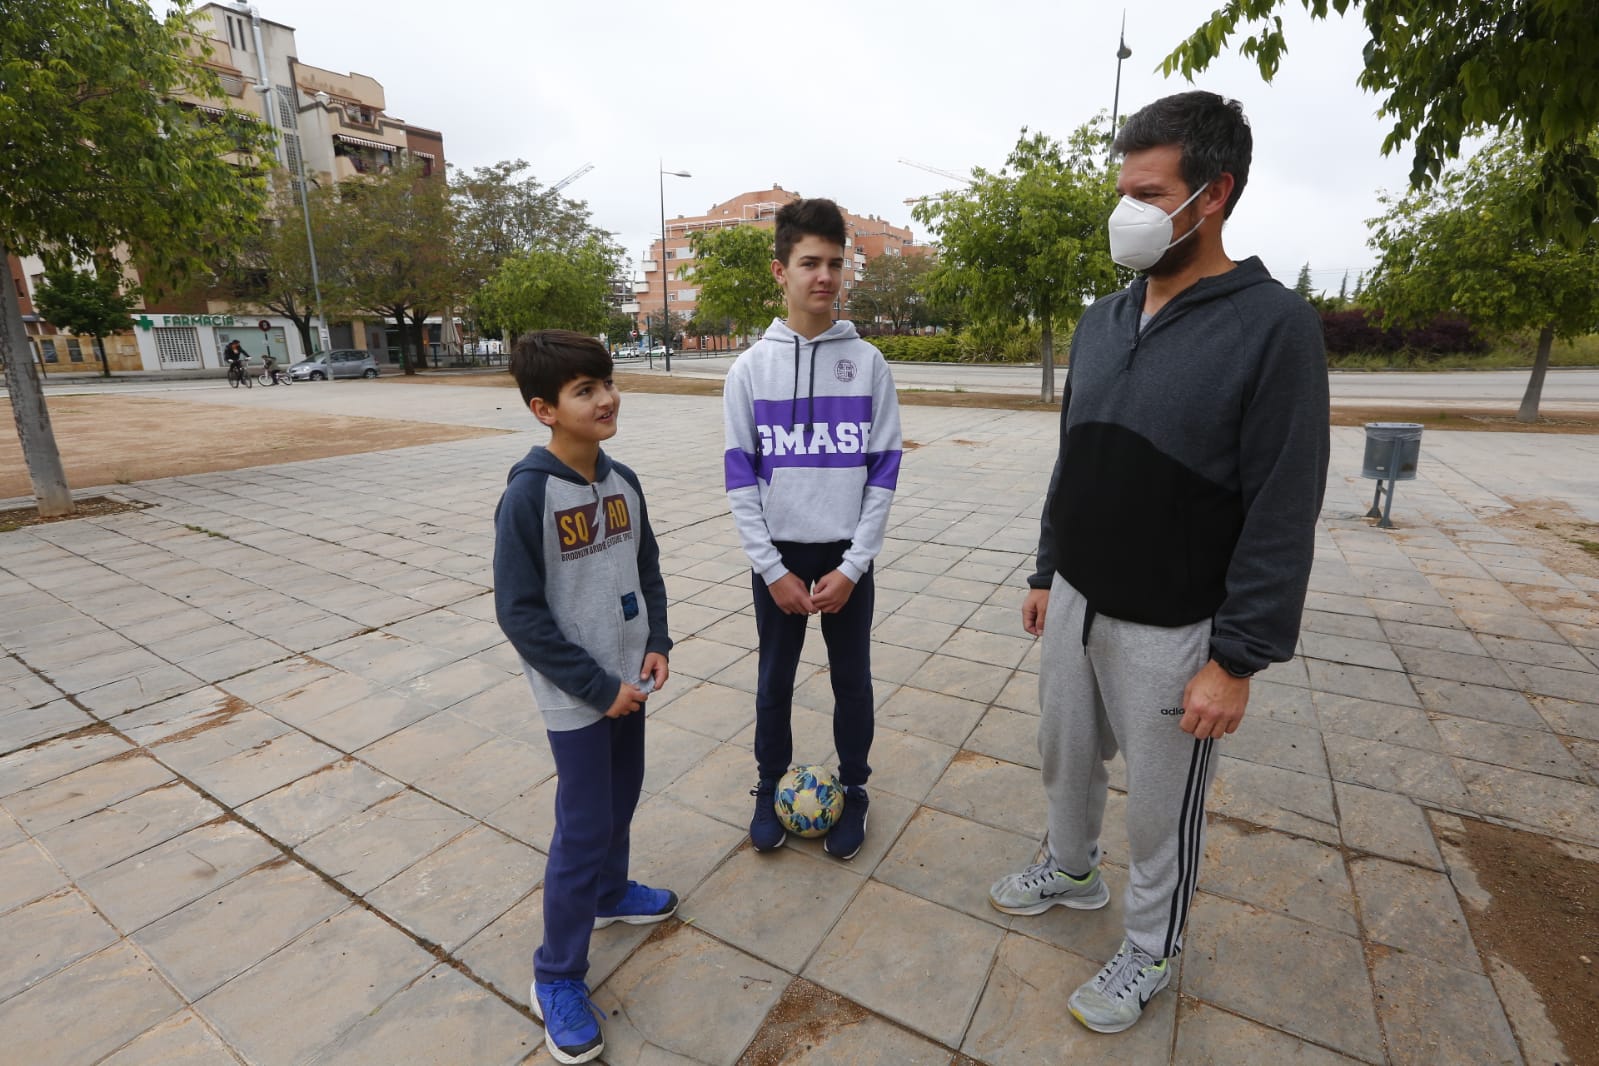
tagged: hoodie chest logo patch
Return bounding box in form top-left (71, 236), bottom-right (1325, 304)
top-left (554, 495), bottom-right (634, 560)
top-left (834, 358), bottom-right (857, 383)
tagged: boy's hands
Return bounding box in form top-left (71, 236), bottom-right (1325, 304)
top-left (640, 652), bottom-right (669, 693)
top-left (605, 682), bottom-right (646, 718)
top-left (769, 572), bottom-right (816, 615)
top-left (605, 653), bottom-right (671, 718)
top-left (1179, 660), bottom-right (1249, 739)
top-left (810, 569), bottom-right (856, 614)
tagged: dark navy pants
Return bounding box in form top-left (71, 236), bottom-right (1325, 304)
top-left (752, 540), bottom-right (874, 787)
top-left (534, 710), bottom-right (645, 984)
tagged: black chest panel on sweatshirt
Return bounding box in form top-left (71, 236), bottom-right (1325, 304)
top-left (1051, 420), bottom-right (1243, 626)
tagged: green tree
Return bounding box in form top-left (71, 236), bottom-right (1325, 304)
top-left (475, 239), bottom-right (618, 340)
top-left (645, 311), bottom-right (690, 348)
top-left (914, 124), bottom-right (1122, 402)
top-left (687, 225), bottom-right (785, 339)
top-left (1, 0), bottom-right (275, 514)
top-left (32, 266), bottom-right (137, 378)
top-left (1293, 263), bottom-right (1315, 299)
top-left (1365, 133), bottom-right (1599, 422)
top-left (226, 176), bottom-right (336, 357)
top-left (1163, 0), bottom-right (1599, 245)
top-left (604, 309), bottom-right (638, 350)
top-left (848, 253), bottom-right (935, 333)
top-left (320, 160), bottom-right (459, 372)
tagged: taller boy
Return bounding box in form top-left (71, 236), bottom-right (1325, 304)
top-left (723, 198), bottom-right (903, 860)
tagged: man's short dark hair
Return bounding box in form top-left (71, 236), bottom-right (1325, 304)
top-left (1114, 91), bottom-right (1252, 218)
top-left (774, 198), bottom-right (848, 265)
top-left (509, 329), bottom-right (613, 407)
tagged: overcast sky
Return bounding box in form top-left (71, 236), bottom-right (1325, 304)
top-left (249, 0), bottom-right (1423, 296)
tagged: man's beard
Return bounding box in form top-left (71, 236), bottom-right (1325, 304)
top-left (1145, 210), bottom-right (1204, 277)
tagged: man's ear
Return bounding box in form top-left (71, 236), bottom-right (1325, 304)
top-left (1201, 173), bottom-right (1235, 219)
top-left (770, 258), bottom-right (786, 289)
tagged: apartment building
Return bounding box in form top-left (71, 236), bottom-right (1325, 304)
top-left (635, 186), bottom-right (923, 347)
top-left (10, 3), bottom-right (447, 374)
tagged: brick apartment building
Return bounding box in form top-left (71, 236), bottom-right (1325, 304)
top-left (9, 3), bottom-right (447, 374)
top-left (636, 185), bottom-right (927, 349)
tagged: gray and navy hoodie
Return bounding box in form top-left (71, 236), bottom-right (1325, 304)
top-left (723, 318), bottom-right (903, 584)
top-left (494, 446), bottom-right (671, 731)
top-left (1032, 257), bottom-right (1330, 674)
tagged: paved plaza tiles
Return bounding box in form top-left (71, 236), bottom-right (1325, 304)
top-left (2, 382), bottom-right (1597, 1064)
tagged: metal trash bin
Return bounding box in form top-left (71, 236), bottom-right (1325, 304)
top-left (1361, 422), bottom-right (1424, 527)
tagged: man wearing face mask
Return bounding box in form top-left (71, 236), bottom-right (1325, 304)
top-left (987, 91), bottom-right (1330, 1034)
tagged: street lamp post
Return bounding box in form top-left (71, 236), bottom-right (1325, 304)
top-left (1110, 13), bottom-right (1132, 158)
top-left (659, 162), bottom-right (690, 373)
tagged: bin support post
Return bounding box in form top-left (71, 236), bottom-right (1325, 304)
top-left (1377, 438), bottom-right (1402, 528)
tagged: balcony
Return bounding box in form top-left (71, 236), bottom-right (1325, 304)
top-left (642, 260), bottom-right (659, 273)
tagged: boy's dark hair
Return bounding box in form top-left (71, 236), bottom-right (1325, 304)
top-left (509, 329), bottom-right (613, 407)
top-left (774, 198), bottom-right (848, 265)
top-left (1114, 91), bottom-right (1253, 219)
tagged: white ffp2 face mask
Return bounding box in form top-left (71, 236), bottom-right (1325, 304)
top-left (1106, 182), bottom-right (1210, 271)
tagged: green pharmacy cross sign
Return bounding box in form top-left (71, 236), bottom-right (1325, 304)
top-left (134, 314), bottom-right (237, 330)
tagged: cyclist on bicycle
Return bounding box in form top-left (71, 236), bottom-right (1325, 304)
top-left (262, 351), bottom-right (284, 385)
top-left (224, 340), bottom-right (247, 377)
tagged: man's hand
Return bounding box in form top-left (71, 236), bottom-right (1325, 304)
top-left (768, 572), bottom-right (816, 615)
top-left (811, 569), bottom-right (856, 614)
top-left (605, 681), bottom-right (646, 718)
top-left (1022, 588), bottom-right (1050, 636)
top-left (1178, 660), bottom-right (1250, 739)
top-left (639, 652), bottom-right (669, 693)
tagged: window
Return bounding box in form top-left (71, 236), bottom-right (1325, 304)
top-left (67, 339), bottom-right (83, 362)
top-left (153, 326), bottom-right (202, 368)
top-left (678, 288), bottom-right (697, 302)
top-left (38, 339), bottom-right (57, 363)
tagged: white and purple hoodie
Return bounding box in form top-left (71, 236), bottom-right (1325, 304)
top-left (723, 318), bottom-right (903, 585)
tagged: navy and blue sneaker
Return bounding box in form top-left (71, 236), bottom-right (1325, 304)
top-left (824, 785), bottom-right (870, 860)
top-left (593, 881), bottom-right (678, 929)
top-left (531, 978), bottom-right (605, 1065)
top-left (750, 778), bottom-right (787, 852)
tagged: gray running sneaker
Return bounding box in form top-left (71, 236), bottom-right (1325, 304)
top-left (1067, 940), bottom-right (1171, 1034)
top-left (988, 858), bottom-right (1109, 915)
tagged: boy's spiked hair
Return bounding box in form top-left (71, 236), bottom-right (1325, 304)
top-left (509, 329), bottom-right (613, 407)
top-left (774, 198), bottom-right (847, 265)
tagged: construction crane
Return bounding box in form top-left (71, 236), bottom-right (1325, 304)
top-left (551, 162), bottom-right (594, 194)
top-left (898, 158), bottom-right (970, 185)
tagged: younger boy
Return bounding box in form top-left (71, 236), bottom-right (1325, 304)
top-left (494, 330), bottom-right (675, 1065)
top-left (723, 198), bottom-right (903, 860)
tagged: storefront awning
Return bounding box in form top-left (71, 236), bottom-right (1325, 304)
top-left (333, 132), bottom-right (401, 153)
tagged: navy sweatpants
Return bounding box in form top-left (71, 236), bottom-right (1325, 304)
top-left (534, 710), bottom-right (645, 985)
top-left (752, 539), bottom-right (874, 787)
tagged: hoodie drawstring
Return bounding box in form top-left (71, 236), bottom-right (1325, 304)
top-left (791, 336), bottom-right (801, 430)
top-left (790, 335), bottom-right (828, 433)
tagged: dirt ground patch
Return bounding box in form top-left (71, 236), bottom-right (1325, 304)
top-left (0, 495), bottom-right (150, 533)
top-left (1440, 815), bottom-right (1599, 1065)
top-left (0, 395), bottom-right (506, 500)
top-left (399, 371), bottom-right (1599, 429)
top-left (1489, 498), bottom-right (1599, 583)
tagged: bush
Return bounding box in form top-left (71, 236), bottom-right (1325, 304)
top-left (864, 325), bottom-right (1051, 364)
top-left (1320, 309), bottom-right (1488, 359)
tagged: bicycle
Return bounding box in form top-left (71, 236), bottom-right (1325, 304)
top-left (259, 367), bottom-right (293, 386)
top-left (227, 363), bottom-right (253, 389)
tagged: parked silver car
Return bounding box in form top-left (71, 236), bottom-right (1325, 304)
top-left (289, 350), bottom-right (381, 381)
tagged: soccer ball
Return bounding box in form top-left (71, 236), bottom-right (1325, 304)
top-left (774, 765), bottom-right (845, 838)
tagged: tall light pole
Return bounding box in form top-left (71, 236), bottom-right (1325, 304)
top-left (1110, 13), bottom-right (1132, 159)
top-left (659, 162), bottom-right (690, 373)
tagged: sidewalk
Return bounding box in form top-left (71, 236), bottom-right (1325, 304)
top-left (2, 387), bottom-right (1595, 1064)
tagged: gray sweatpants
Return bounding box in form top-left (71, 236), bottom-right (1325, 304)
top-left (1037, 574), bottom-right (1218, 960)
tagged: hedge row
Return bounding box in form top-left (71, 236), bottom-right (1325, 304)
top-left (1319, 310), bottom-right (1489, 356)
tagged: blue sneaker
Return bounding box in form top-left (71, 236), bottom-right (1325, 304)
top-left (824, 785), bottom-right (870, 860)
top-left (593, 881), bottom-right (678, 929)
top-left (749, 778), bottom-right (787, 851)
top-left (531, 979), bottom-right (604, 1064)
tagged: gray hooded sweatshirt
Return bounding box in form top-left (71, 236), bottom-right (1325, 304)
top-left (723, 318), bottom-right (903, 584)
top-left (494, 446), bottom-right (672, 731)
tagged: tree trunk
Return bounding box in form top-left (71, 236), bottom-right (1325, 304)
top-left (1517, 323), bottom-right (1555, 423)
top-left (0, 242), bottom-right (74, 515)
top-left (1040, 321), bottom-right (1056, 405)
top-left (95, 335), bottom-right (110, 378)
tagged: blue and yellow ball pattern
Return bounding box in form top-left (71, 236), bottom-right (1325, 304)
top-left (774, 765), bottom-right (845, 837)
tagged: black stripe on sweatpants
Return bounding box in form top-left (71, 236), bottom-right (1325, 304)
top-left (1163, 737), bottom-right (1214, 958)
